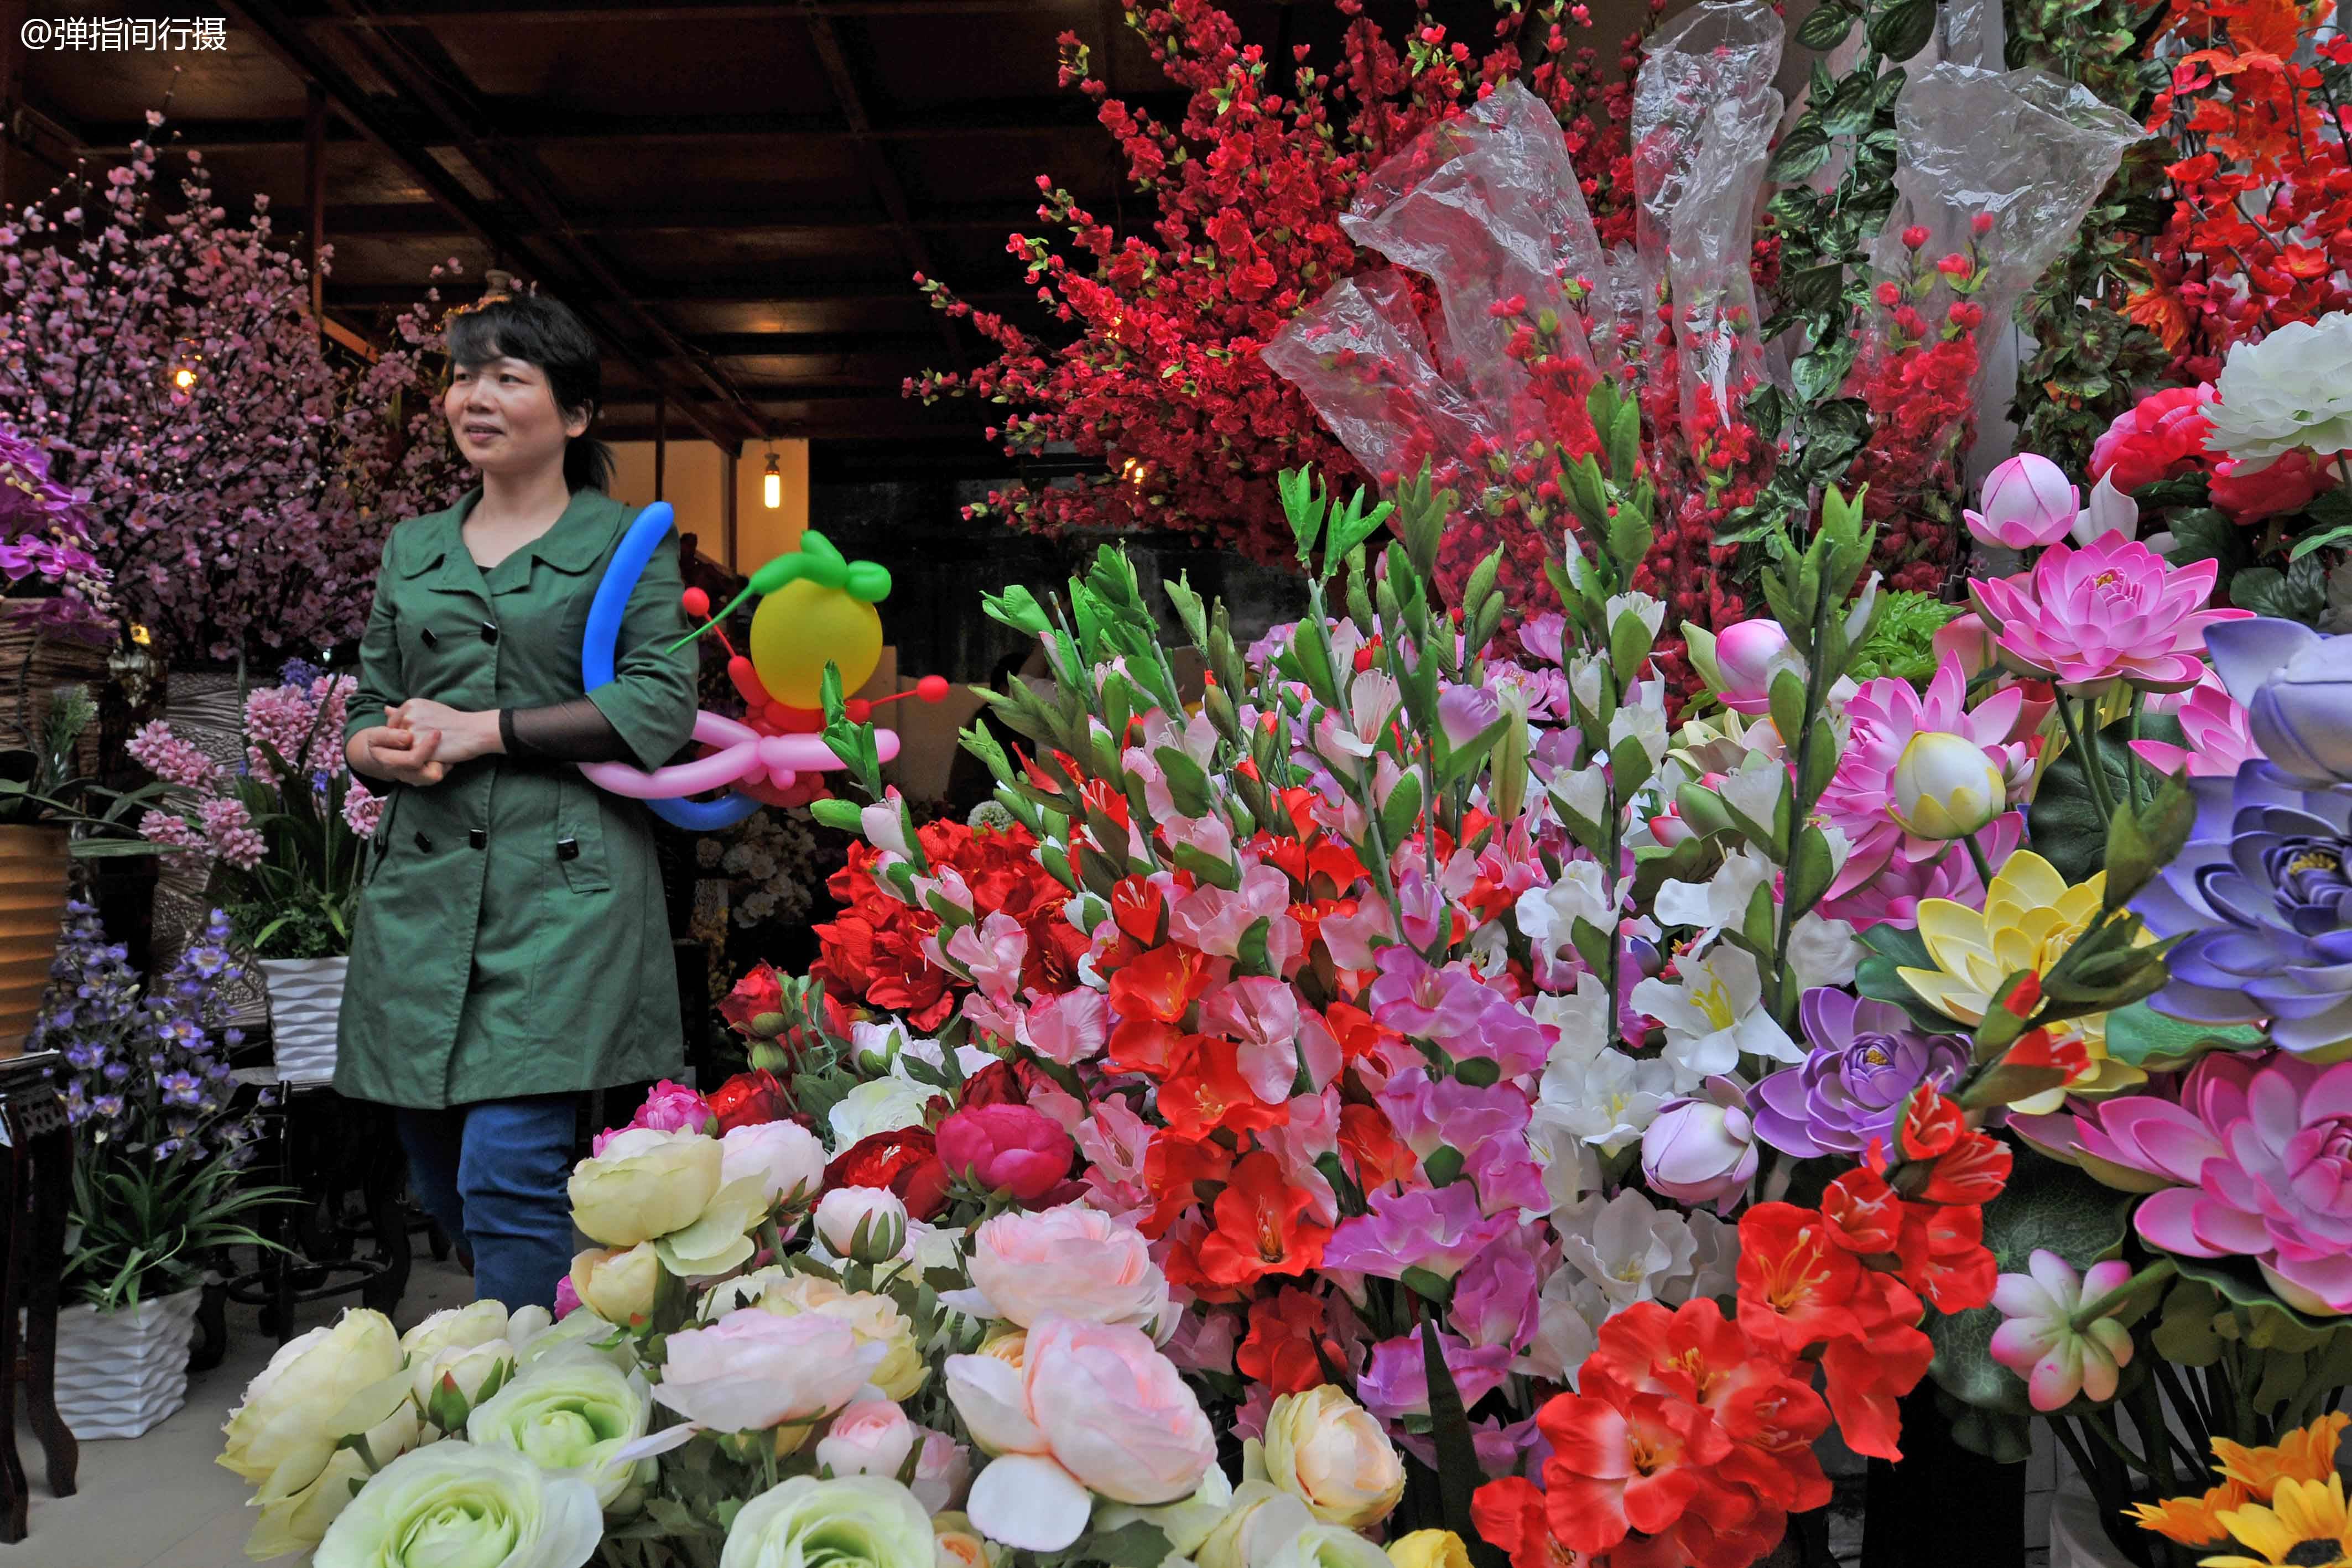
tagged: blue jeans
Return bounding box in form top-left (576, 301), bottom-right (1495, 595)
top-left (395, 1095), bottom-right (578, 1311)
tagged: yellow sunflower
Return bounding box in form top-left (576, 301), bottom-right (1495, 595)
top-left (1898, 850), bottom-right (2147, 1111)
top-left (2205, 1475), bottom-right (2352, 1568)
top-left (2134, 1482), bottom-right (2251, 1548)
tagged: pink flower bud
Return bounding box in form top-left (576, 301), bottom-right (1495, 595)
top-left (1640, 1077), bottom-right (1758, 1205)
top-left (1964, 453), bottom-right (2079, 550)
top-left (1712, 619), bottom-right (1801, 715)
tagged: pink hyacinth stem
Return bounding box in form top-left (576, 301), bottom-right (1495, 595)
top-left (2067, 1258), bottom-right (2174, 1335)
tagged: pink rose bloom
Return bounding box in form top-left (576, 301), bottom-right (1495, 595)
top-left (652, 1307), bottom-right (881, 1434)
top-left (944, 1313), bottom-right (1216, 1550)
top-left (964, 1202), bottom-right (1170, 1335)
top-left (552, 1274), bottom-right (582, 1321)
top-left (909, 1424), bottom-right (972, 1513)
top-left (814, 1398), bottom-right (915, 1479)
top-left (630, 1080), bottom-right (714, 1137)
top-left (2089, 383), bottom-right (2216, 492)
top-left (937, 1104), bottom-right (1074, 1203)
top-left (1970, 535), bottom-right (2251, 691)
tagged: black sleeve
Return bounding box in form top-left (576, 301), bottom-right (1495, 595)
top-left (499, 699), bottom-right (639, 764)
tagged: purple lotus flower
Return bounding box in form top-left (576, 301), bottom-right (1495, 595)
top-left (1321, 1181), bottom-right (1520, 1280)
top-left (1752, 991), bottom-right (1971, 1158)
top-left (2134, 763), bottom-right (2352, 1053)
top-left (2069, 1051), bottom-right (2352, 1315)
top-left (2208, 618), bottom-right (2352, 786)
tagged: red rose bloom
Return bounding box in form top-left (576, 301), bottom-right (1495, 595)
top-left (824, 1127), bottom-right (952, 1220)
top-left (2212, 447), bottom-right (2338, 523)
top-left (706, 1069), bottom-right (788, 1133)
top-left (719, 960), bottom-right (787, 1035)
top-left (935, 1103), bottom-right (1075, 1202)
top-left (2088, 384), bottom-right (2216, 493)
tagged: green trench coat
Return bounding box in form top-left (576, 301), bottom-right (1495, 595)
top-left (335, 486), bottom-right (698, 1109)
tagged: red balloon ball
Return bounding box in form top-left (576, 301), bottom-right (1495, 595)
top-left (915, 674), bottom-right (951, 703)
top-left (846, 698), bottom-right (873, 722)
top-left (680, 587), bottom-right (710, 618)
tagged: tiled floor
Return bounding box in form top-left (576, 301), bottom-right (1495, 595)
top-left (1, 1256), bottom-right (473, 1568)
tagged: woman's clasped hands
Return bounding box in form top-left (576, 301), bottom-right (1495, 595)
top-left (348, 700), bottom-right (503, 786)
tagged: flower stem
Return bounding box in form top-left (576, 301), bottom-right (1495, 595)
top-left (1962, 832), bottom-right (1995, 885)
top-left (2068, 1258), bottom-right (2176, 1334)
top-left (2053, 689), bottom-right (2116, 824)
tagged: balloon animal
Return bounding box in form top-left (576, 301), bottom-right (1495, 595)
top-left (578, 503), bottom-right (945, 830)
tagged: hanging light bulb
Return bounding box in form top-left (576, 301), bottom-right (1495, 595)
top-left (762, 450), bottom-right (782, 510)
top-left (171, 366), bottom-right (197, 392)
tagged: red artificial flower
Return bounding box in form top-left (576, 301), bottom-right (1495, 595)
top-left (1109, 942), bottom-right (1215, 1025)
top-left (1189, 1150), bottom-right (1328, 1290)
top-left (1537, 1387), bottom-right (1731, 1553)
top-left (2212, 447), bottom-right (2338, 523)
top-left (1915, 1127), bottom-right (2013, 1207)
top-left (1139, 1132), bottom-right (1234, 1238)
top-left (1819, 1324), bottom-right (1935, 1461)
top-left (958, 1058), bottom-right (1029, 1109)
top-left (935, 1103), bottom-right (1075, 1202)
top-left (1107, 1018), bottom-right (1200, 1080)
top-left (1336, 1100), bottom-right (1418, 1192)
top-left (1896, 1200), bottom-right (1999, 1312)
top-left (825, 1128), bottom-right (953, 1221)
top-left (1111, 876), bottom-right (1167, 946)
top-left (1819, 1167), bottom-right (1904, 1256)
top-left (1237, 1285), bottom-right (1341, 1394)
top-left (1471, 1477), bottom-right (1585, 1568)
top-left (706, 1069), bottom-right (789, 1133)
top-left (1158, 1036), bottom-right (1291, 1143)
top-left (1734, 1202), bottom-right (1867, 1358)
top-left (719, 960), bottom-right (786, 1034)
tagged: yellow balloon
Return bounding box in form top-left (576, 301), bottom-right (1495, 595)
top-left (750, 577), bottom-right (882, 709)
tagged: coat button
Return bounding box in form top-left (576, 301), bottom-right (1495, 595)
top-left (480, 622), bottom-right (500, 645)
top-left (468, 828), bottom-right (486, 850)
top-left (556, 836), bottom-right (579, 862)
top-left (414, 830), bottom-right (434, 852)
top-left (420, 626), bottom-right (440, 649)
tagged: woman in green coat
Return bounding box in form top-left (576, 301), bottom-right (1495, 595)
top-left (340, 292), bottom-right (698, 1309)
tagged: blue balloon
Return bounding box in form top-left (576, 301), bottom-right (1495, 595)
top-left (583, 501), bottom-right (761, 831)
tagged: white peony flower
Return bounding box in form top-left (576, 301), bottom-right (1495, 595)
top-left (2204, 312), bottom-right (2352, 469)
top-left (1556, 1190), bottom-right (1698, 1310)
top-left (1537, 1048), bottom-right (1681, 1155)
top-left (828, 1076), bottom-right (932, 1148)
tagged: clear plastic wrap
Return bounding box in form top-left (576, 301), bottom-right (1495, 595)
top-left (1629, 0), bottom-right (1785, 428)
top-left (1866, 63), bottom-right (2142, 367)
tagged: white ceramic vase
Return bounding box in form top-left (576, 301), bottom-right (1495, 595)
top-left (261, 955), bottom-right (347, 1086)
top-left (53, 1285), bottom-right (202, 1440)
top-left (2051, 1484), bottom-right (2139, 1568)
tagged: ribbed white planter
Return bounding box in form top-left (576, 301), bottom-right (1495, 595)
top-left (262, 955), bottom-right (347, 1085)
top-left (54, 1286), bottom-right (201, 1440)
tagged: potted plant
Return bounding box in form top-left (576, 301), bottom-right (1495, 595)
top-left (38, 903), bottom-right (289, 1439)
top-left (127, 663), bottom-right (377, 1083)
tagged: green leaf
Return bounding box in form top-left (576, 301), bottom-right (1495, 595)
top-left (1867, 0), bottom-right (1938, 62)
top-left (1930, 1144), bottom-right (2136, 1415)
top-left (2101, 999), bottom-right (2263, 1071)
top-left (1381, 769), bottom-right (1423, 846)
top-left (2027, 712), bottom-right (2184, 884)
top-left (2162, 507), bottom-right (2239, 570)
top-left (980, 585), bottom-right (1052, 637)
top-left (2231, 556), bottom-right (2328, 624)
top-left (1087, 1522), bottom-right (1180, 1568)
top-left (1153, 746), bottom-right (1213, 819)
top-left (1420, 1318), bottom-right (1485, 1548)
top-left (1796, 2), bottom-right (1856, 49)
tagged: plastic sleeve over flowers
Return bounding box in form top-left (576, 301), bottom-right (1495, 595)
top-left (1628, 0), bottom-right (1784, 433)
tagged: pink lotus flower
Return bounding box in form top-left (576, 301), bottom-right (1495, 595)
top-left (1969, 534), bottom-right (2252, 691)
top-left (1965, 452), bottom-right (2079, 549)
top-left (1711, 619), bottom-right (1803, 715)
top-left (2130, 670), bottom-right (2265, 778)
top-left (1817, 653), bottom-right (2026, 899)
top-left (2070, 1053), bottom-right (2352, 1315)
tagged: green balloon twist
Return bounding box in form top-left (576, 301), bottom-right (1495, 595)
top-left (668, 529), bottom-right (893, 652)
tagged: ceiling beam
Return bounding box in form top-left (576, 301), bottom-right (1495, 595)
top-left (219, 0), bottom-right (757, 454)
top-left (320, 199), bottom-right (1042, 239)
top-left (328, 279), bottom-right (1029, 314)
top-left (75, 97), bottom-right (1166, 155)
top-left (315, 0), bottom-right (772, 448)
top-left (795, 0), bottom-right (964, 369)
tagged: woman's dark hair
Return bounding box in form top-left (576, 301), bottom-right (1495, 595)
top-left (444, 292), bottom-right (615, 493)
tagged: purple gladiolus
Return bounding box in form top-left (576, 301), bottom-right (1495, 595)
top-left (2134, 762), bottom-right (2352, 1053)
top-left (1321, 1181), bottom-right (1520, 1281)
top-left (1752, 990), bottom-right (1971, 1158)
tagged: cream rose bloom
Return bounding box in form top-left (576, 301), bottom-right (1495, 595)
top-left (945, 1313), bottom-right (1216, 1551)
top-left (722, 1119), bottom-right (829, 1205)
top-left (569, 1126), bottom-right (723, 1247)
top-left (752, 1273), bottom-right (927, 1402)
top-left (829, 1077), bottom-right (931, 1147)
top-left (656, 1307), bottom-right (883, 1433)
top-left (219, 1309), bottom-right (423, 1558)
top-left (2207, 312), bottom-right (2352, 468)
top-left (963, 1203), bottom-right (1171, 1338)
top-left (570, 1242), bottom-right (662, 1324)
top-left (398, 1300), bottom-right (511, 1365)
top-left (1258, 1386), bottom-right (1405, 1529)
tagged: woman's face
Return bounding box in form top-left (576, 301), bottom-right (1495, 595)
top-left (443, 354), bottom-right (587, 477)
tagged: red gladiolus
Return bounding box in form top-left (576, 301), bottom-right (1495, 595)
top-left (1470, 1476), bottom-right (1565, 1568)
top-left (1188, 1150), bottom-right (1327, 1290)
top-left (1820, 1326), bottom-right (1935, 1461)
top-left (705, 1069), bottom-right (789, 1133)
top-left (1109, 942), bottom-right (1216, 1024)
top-left (1158, 1038), bottom-right (1291, 1143)
top-left (1818, 1168), bottom-right (1904, 1256)
top-left (1733, 1203), bottom-right (1867, 1357)
top-left (935, 1102), bottom-right (1076, 1202)
top-left (1537, 1387), bottom-right (1730, 1553)
top-left (1236, 1286), bottom-right (1338, 1395)
top-left (1896, 1200), bottom-right (1999, 1312)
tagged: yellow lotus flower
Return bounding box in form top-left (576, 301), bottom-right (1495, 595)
top-left (1897, 850), bottom-right (2146, 1110)
top-left (2205, 1473), bottom-right (2352, 1568)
